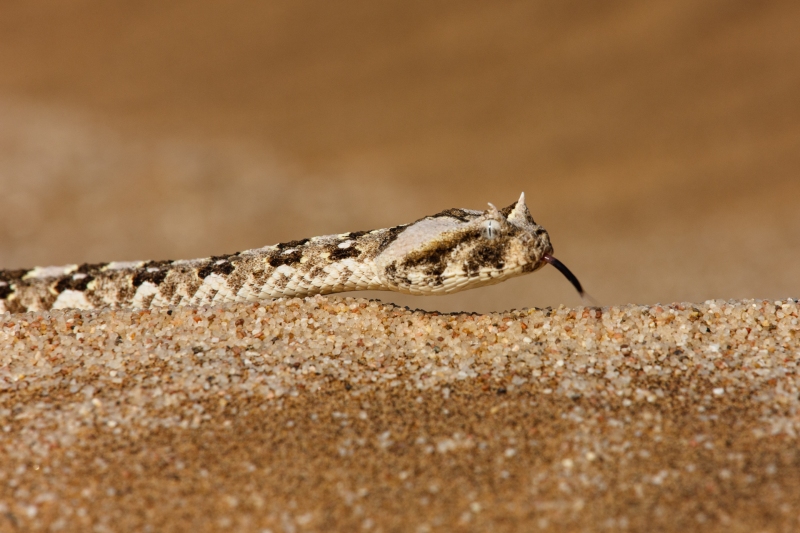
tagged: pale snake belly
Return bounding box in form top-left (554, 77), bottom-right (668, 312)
top-left (0, 193), bottom-right (585, 315)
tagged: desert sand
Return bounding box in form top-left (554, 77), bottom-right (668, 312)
top-left (1, 296), bottom-right (798, 531)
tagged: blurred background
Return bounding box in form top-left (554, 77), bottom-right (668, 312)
top-left (0, 1), bottom-right (798, 313)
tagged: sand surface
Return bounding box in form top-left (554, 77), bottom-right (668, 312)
top-left (1, 1), bottom-right (799, 312)
top-left (1, 297), bottom-right (798, 531)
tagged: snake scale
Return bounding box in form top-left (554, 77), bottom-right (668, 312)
top-left (0, 193), bottom-right (585, 315)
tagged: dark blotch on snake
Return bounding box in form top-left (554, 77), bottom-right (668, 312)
top-left (268, 249), bottom-right (303, 268)
top-left (276, 239), bottom-right (309, 250)
top-left (376, 225), bottom-right (408, 252)
top-left (0, 284), bottom-right (13, 300)
top-left (0, 270), bottom-right (26, 300)
top-left (329, 246), bottom-right (361, 261)
top-left (132, 260), bottom-right (172, 287)
top-left (400, 229), bottom-right (482, 278)
top-left (197, 256), bottom-right (236, 279)
top-left (0, 269), bottom-right (29, 283)
top-left (55, 275), bottom-right (94, 293)
top-left (466, 241), bottom-right (506, 274)
top-left (430, 208), bottom-right (473, 222)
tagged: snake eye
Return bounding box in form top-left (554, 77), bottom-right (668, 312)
top-left (482, 219), bottom-right (501, 240)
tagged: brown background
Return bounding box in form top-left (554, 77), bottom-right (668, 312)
top-left (0, 0), bottom-right (798, 312)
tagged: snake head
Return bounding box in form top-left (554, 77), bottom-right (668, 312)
top-left (374, 192), bottom-right (559, 295)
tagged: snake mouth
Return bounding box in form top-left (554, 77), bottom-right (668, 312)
top-left (542, 254), bottom-right (585, 297)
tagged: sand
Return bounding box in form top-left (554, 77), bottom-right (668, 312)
top-left (1, 296), bottom-right (798, 531)
top-left (2, 2), bottom-right (800, 312)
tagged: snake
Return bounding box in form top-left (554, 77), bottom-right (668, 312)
top-left (0, 193), bottom-right (585, 314)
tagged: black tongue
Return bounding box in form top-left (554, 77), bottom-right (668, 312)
top-left (542, 254), bottom-right (584, 297)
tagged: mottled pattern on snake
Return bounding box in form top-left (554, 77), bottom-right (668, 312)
top-left (0, 193), bottom-right (584, 314)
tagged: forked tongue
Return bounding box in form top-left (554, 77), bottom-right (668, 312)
top-left (542, 254), bottom-right (597, 305)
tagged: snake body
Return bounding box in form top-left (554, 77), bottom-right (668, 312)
top-left (0, 193), bottom-right (583, 315)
